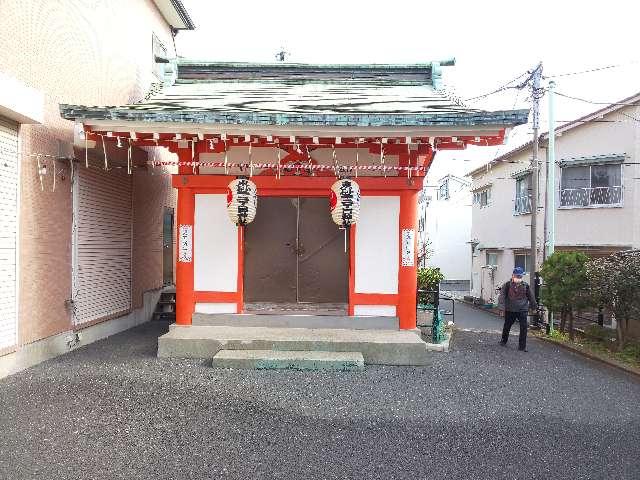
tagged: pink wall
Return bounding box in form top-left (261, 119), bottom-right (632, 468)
top-left (0, 0), bottom-right (178, 345)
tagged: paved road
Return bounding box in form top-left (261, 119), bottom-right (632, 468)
top-left (1, 322), bottom-right (639, 480)
top-left (451, 300), bottom-right (504, 332)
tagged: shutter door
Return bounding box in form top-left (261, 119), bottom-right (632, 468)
top-left (73, 167), bottom-right (132, 325)
top-left (0, 117), bottom-right (18, 350)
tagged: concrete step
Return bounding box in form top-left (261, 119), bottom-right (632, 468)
top-left (192, 313), bottom-right (398, 330)
top-left (152, 311), bottom-right (175, 322)
top-left (158, 325), bottom-right (448, 365)
top-left (211, 349), bottom-right (364, 371)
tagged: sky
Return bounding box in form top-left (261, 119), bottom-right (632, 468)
top-left (175, 0), bottom-right (640, 181)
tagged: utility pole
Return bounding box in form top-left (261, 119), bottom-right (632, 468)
top-left (530, 63), bottom-right (543, 274)
top-left (545, 79), bottom-right (556, 334)
top-left (529, 63), bottom-right (543, 328)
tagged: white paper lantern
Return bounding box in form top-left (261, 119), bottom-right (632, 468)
top-left (329, 179), bottom-right (360, 227)
top-left (227, 178), bottom-right (257, 225)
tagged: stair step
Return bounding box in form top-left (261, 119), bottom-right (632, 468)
top-left (192, 313), bottom-right (398, 330)
top-left (211, 349), bottom-right (364, 371)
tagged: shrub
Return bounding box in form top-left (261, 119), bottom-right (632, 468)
top-left (540, 251), bottom-right (591, 340)
top-left (587, 250), bottom-right (640, 350)
top-left (584, 324), bottom-right (616, 342)
top-left (417, 267), bottom-right (445, 310)
top-left (417, 267), bottom-right (444, 290)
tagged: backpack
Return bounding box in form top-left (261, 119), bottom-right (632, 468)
top-left (499, 281), bottom-right (530, 306)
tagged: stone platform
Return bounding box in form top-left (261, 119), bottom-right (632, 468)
top-left (158, 323), bottom-right (449, 366)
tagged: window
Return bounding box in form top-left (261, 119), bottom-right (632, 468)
top-left (438, 179), bottom-right (449, 200)
top-left (560, 163), bottom-right (622, 207)
top-left (514, 174), bottom-right (532, 214)
top-left (473, 187), bottom-right (491, 207)
top-left (486, 252), bottom-right (498, 267)
top-left (514, 253), bottom-right (532, 274)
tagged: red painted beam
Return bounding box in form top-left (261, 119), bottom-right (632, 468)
top-left (193, 291), bottom-right (239, 303)
top-left (351, 293), bottom-right (399, 304)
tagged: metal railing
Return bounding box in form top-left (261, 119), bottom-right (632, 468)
top-left (560, 186), bottom-right (623, 207)
top-left (416, 285), bottom-right (455, 343)
top-left (514, 195), bottom-right (532, 214)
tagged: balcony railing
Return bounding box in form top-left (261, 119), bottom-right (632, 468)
top-left (514, 195), bottom-right (532, 214)
top-left (560, 186), bottom-right (623, 207)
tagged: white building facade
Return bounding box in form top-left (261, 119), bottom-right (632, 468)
top-left (468, 93), bottom-right (640, 304)
top-left (418, 174), bottom-right (472, 291)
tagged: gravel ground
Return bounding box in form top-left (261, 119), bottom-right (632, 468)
top-left (1, 321), bottom-right (639, 480)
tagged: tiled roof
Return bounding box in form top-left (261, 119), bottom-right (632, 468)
top-left (60, 61), bottom-right (529, 129)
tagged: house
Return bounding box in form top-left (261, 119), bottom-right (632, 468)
top-left (60, 58), bottom-right (528, 360)
top-left (0, 0), bottom-right (195, 377)
top-left (418, 174), bottom-right (472, 292)
top-left (468, 92), bottom-right (640, 304)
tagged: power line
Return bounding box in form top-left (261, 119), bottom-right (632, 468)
top-left (554, 91), bottom-right (640, 107)
top-left (554, 118), bottom-right (640, 125)
top-left (544, 61), bottom-right (640, 78)
top-left (463, 71), bottom-right (529, 102)
top-left (552, 91), bottom-right (640, 124)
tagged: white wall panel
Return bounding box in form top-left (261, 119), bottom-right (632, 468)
top-left (194, 302), bottom-right (237, 314)
top-left (0, 117), bottom-right (18, 350)
top-left (354, 305), bottom-right (397, 317)
top-left (194, 194), bottom-right (238, 292)
top-left (355, 196), bottom-right (399, 294)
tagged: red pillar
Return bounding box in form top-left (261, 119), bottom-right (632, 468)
top-left (397, 189), bottom-right (418, 329)
top-left (175, 150), bottom-right (195, 326)
top-left (348, 225), bottom-right (356, 316)
top-left (236, 226), bottom-right (244, 313)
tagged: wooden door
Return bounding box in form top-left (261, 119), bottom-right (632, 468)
top-left (244, 197), bottom-right (298, 302)
top-left (243, 197), bottom-right (348, 304)
top-left (297, 197), bottom-right (349, 303)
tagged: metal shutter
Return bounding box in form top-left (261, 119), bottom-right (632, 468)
top-left (73, 166), bottom-right (132, 325)
top-left (0, 117), bottom-right (18, 350)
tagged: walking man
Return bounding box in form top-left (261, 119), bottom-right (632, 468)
top-left (499, 267), bottom-right (537, 351)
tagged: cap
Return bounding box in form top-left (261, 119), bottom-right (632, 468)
top-left (513, 267), bottom-right (525, 277)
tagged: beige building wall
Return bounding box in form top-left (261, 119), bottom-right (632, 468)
top-left (132, 165), bottom-right (176, 310)
top-left (470, 148), bottom-right (547, 299)
top-left (470, 103), bottom-right (640, 302)
top-left (0, 0), bottom-right (179, 347)
top-left (553, 107), bottom-right (639, 250)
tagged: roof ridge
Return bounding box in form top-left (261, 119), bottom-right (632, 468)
top-left (175, 59), bottom-right (456, 68)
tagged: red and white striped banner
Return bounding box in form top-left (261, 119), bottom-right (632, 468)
top-left (148, 160), bottom-right (429, 173)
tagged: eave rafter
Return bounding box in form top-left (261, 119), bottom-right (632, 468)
top-left (81, 127), bottom-right (506, 178)
top-left (83, 128), bottom-right (506, 153)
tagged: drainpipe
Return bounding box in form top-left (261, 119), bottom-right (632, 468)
top-left (546, 80), bottom-right (556, 258)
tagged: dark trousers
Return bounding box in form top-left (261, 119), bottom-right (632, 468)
top-left (502, 311), bottom-right (528, 349)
